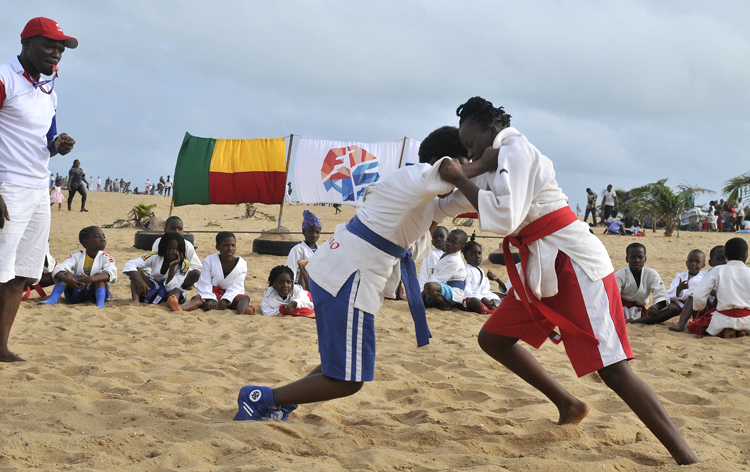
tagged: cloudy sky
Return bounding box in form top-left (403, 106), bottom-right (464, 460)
top-left (3, 1), bottom-right (749, 209)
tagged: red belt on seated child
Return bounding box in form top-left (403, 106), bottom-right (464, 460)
top-left (503, 206), bottom-right (599, 345)
top-left (621, 299), bottom-right (646, 318)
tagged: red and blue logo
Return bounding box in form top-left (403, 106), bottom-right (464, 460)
top-left (320, 146), bottom-right (380, 202)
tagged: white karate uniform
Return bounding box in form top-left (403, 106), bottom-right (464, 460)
top-left (306, 158), bottom-right (455, 316)
top-left (615, 267), bottom-right (669, 320)
top-left (285, 242), bottom-right (316, 284)
top-left (464, 264), bottom-right (501, 304)
top-left (434, 127), bottom-right (613, 299)
top-left (418, 247), bottom-right (443, 291)
top-left (195, 253), bottom-right (247, 302)
top-left (261, 284), bottom-right (314, 317)
top-left (51, 250), bottom-right (118, 300)
top-left (427, 251), bottom-right (467, 303)
top-left (152, 237), bottom-right (203, 271)
top-left (692, 260), bottom-right (750, 335)
top-left (123, 252), bottom-right (189, 292)
top-left (666, 270), bottom-right (705, 308)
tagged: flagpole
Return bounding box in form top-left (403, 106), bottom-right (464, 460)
top-left (396, 137), bottom-right (407, 168)
top-left (277, 134), bottom-right (294, 229)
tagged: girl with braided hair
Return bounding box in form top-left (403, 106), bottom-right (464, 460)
top-left (123, 232), bottom-right (189, 306)
top-left (435, 96), bottom-right (698, 465)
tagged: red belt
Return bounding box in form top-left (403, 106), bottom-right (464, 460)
top-left (720, 308), bottom-right (750, 318)
top-left (503, 206), bottom-right (599, 344)
top-left (622, 299), bottom-right (646, 318)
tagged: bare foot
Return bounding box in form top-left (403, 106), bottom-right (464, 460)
top-left (0, 351), bottom-right (26, 362)
top-left (737, 330), bottom-right (748, 338)
top-left (721, 328), bottom-right (732, 339)
top-left (242, 305), bottom-right (256, 315)
top-left (557, 400), bottom-right (590, 425)
top-left (128, 300), bottom-right (140, 307)
top-left (167, 295), bottom-right (182, 312)
top-left (668, 325), bottom-right (686, 332)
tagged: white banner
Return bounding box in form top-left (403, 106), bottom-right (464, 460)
top-left (294, 137), bottom-right (420, 206)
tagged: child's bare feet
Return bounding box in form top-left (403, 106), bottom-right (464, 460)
top-left (242, 305), bottom-right (256, 315)
top-left (668, 324), bottom-right (686, 332)
top-left (721, 328), bottom-right (732, 339)
top-left (557, 400), bottom-right (590, 425)
top-left (737, 330), bottom-right (748, 338)
top-left (167, 295), bottom-right (182, 312)
top-left (128, 300), bottom-right (140, 307)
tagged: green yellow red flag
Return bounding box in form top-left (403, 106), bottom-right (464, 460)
top-left (173, 132), bottom-right (287, 206)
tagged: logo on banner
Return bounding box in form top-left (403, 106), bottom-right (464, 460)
top-left (320, 146), bottom-right (380, 202)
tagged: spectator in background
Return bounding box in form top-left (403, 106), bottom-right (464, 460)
top-left (601, 184), bottom-right (617, 224)
top-left (584, 188), bottom-right (598, 226)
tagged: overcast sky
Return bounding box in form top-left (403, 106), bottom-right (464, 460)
top-left (3, 1), bottom-right (749, 209)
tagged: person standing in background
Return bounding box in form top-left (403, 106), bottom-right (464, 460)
top-left (601, 184), bottom-right (617, 224)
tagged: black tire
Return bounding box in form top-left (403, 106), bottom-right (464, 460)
top-left (134, 231), bottom-right (195, 251)
top-left (252, 238), bottom-right (300, 257)
top-left (488, 252), bottom-right (521, 266)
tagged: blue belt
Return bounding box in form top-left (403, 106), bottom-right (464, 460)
top-left (446, 280), bottom-right (466, 290)
top-left (346, 216), bottom-right (431, 347)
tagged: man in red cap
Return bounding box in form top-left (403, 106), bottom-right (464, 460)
top-left (0, 18), bottom-right (78, 362)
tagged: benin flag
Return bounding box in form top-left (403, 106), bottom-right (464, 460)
top-left (173, 132), bottom-right (287, 206)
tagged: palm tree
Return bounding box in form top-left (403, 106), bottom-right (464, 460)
top-left (723, 170), bottom-right (750, 207)
top-left (627, 180), bottom-right (711, 237)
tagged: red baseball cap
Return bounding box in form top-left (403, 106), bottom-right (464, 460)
top-left (20, 17), bottom-right (78, 49)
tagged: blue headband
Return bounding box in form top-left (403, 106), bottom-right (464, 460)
top-left (302, 210), bottom-right (321, 230)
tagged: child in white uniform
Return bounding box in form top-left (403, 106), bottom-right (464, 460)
top-left (418, 226), bottom-right (447, 291)
top-left (233, 126), bottom-right (492, 422)
top-left (39, 226), bottom-right (116, 308)
top-left (168, 232), bottom-right (254, 315)
top-left (151, 216), bottom-right (202, 289)
top-left (260, 265), bottom-right (314, 317)
top-left (692, 237), bottom-right (750, 338)
top-left (615, 243), bottom-right (669, 323)
top-left (422, 229), bottom-right (467, 310)
top-left (435, 97), bottom-right (696, 465)
top-left (461, 238), bottom-right (505, 314)
top-left (285, 210), bottom-right (321, 290)
top-left (124, 232), bottom-right (189, 305)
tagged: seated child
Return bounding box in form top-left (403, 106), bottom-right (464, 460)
top-left (168, 232), bottom-right (255, 315)
top-left (604, 218), bottom-right (626, 235)
top-left (643, 249), bottom-right (706, 324)
top-left (630, 218), bottom-right (643, 236)
top-left (151, 216), bottom-right (202, 289)
top-left (261, 265), bottom-right (315, 317)
top-left (461, 238), bottom-right (506, 314)
top-left (418, 225), bottom-right (448, 291)
top-left (691, 238), bottom-right (750, 338)
top-left (670, 245), bottom-right (727, 332)
top-left (39, 226), bottom-right (117, 308)
top-left (22, 249), bottom-right (57, 300)
top-left (285, 210), bottom-right (321, 291)
top-left (422, 229), bottom-right (468, 311)
top-left (741, 215), bottom-right (750, 233)
top-left (615, 243), bottom-right (669, 323)
top-left (124, 232), bottom-right (189, 306)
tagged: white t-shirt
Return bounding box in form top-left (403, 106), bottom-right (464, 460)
top-left (0, 57), bottom-right (58, 188)
top-left (603, 190), bottom-right (616, 206)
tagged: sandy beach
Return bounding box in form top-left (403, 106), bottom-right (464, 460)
top-left (1, 191), bottom-right (749, 471)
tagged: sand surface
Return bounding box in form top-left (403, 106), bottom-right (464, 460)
top-left (2, 192), bottom-right (750, 471)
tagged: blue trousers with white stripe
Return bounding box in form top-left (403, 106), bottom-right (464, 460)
top-left (310, 272), bottom-right (376, 382)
